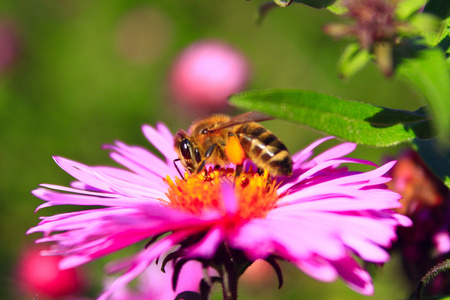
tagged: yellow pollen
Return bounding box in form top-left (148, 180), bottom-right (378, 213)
top-left (163, 168), bottom-right (281, 220)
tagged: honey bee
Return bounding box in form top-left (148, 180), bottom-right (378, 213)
top-left (174, 111), bottom-right (293, 177)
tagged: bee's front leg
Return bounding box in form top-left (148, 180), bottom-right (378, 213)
top-left (195, 143), bottom-right (217, 174)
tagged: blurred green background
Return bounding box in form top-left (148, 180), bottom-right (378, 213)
top-left (0, 0), bottom-right (422, 299)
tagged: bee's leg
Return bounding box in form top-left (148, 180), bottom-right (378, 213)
top-left (195, 144), bottom-right (217, 174)
top-left (235, 164), bottom-right (243, 178)
top-left (196, 160), bottom-right (208, 175)
top-left (257, 168), bottom-right (271, 184)
top-left (257, 168), bottom-right (264, 175)
top-left (205, 143), bottom-right (217, 158)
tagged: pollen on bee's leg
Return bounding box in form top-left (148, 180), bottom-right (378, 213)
top-left (225, 134), bottom-right (246, 166)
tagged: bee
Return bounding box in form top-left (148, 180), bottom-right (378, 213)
top-left (174, 111), bottom-right (293, 177)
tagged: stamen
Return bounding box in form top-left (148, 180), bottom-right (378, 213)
top-left (163, 167), bottom-right (281, 220)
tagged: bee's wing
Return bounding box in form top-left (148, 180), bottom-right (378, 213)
top-left (210, 111), bottom-right (273, 132)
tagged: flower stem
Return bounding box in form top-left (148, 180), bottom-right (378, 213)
top-left (415, 258), bottom-right (450, 300)
top-left (221, 259), bottom-right (238, 300)
top-left (216, 243), bottom-right (239, 300)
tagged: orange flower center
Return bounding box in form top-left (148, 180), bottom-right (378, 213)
top-left (163, 167), bottom-right (281, 220)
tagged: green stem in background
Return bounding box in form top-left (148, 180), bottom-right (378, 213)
top-left (415, 258), bottom-right (450, 300)
top-left (397, 48), bottom-right (450, 144)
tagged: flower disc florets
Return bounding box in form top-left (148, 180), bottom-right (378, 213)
top-left (164, 167), bottom-right (281, 220)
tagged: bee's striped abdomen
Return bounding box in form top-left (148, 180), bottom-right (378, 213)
top-left (237, 123), bottom-right (292, 176)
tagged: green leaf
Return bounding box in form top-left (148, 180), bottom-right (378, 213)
top-left (292, 0), bottom-right (337, 9)
top-left (423, 0), bottom-right (450, 20)
top-left (273, 0), bottom-right (292, 8)
top-left (416, 296), bottom-right (450, 300)
top-left (396, 0), bottom-right (427, 20)
top-left (326, 0), bottom-right (347, 15)
top-left (422, 0), bottom-right (450, 48)
top-left (229, 89), bottom-right (435, 147)
top-left (413, 138), bottom-right (450, 188)
top-left (337, 43), bottom-right (371, 78)
top-left (422, 16), bottom-right (450, 48)
top-left (409, 13), bottom-right (442, 35)
top-left (397, 48), bottom-right (450, 142)
top-left (256, 2), bottom-right (279, 25)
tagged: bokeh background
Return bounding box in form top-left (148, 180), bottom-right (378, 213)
top-left (0, 1), bottom-right (423, 299)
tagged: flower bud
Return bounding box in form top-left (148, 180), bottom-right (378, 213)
top-left (169, 40), bottom-right (250, 112)
top-left (16, 245), bottom-right (85, 298)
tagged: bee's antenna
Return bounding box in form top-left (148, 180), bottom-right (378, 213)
top-left (173, 158), bottom-right (185, 180)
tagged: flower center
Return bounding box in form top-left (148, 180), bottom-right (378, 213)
top-left (163, 167), bottom-right (281, 220)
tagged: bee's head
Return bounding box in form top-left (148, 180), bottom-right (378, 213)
top-left (174, 130), bottom-right (202, 174)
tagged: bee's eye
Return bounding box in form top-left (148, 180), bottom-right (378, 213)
top-left (194, 148), bottom-right (202, 163)
top-left (180, 139), bottom-right (193, 160)
top-left (201, 129), bottom-right (210, 135)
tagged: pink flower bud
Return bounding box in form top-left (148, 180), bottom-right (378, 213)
top-left (169, 40), bottom-right (250, 111)
top-left (16, 245), bottom-right (84, 298)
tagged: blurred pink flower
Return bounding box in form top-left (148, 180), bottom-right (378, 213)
top-left (28, 123), bottom-right (410, 299)
top-left (16, 244), bottom-right (84, 298)
top-left (169, 40), bottom-right (250, 111)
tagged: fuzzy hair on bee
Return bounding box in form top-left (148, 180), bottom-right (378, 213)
top-left (174, 112), bottom-right (293, 177)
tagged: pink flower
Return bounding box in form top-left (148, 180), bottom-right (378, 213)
top-left (16, 244), bottom-right (85, 298)
top-left (28, 123), bottom-right (410, 299)
top-left (169, 40), bottom-right (250, 111)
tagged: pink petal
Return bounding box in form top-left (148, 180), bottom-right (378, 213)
top-left (341, 233), bottom-right (390, 262)
top-left (32, 188), bottom-right (162, 210)
top-left (292, 136), bottom-right (335, 167)
top-left (330, 257), bottom-right (374, 295)
top-left (107, 142), bottom-right (176, 179)
top-left (303, 142), bottom-right (357, 168)
top-left (142, 124), bottom-right (178, 163)
top-left (293, 256), bottom-right (338, 282)
top-left (98, 232), bottom-right (184, 300)
top-left (53, 157), bottom-right (115, 192)
top-left (279, 158), bottom-right (379, 193)
top-left (231, 218), bottom-right (347, 261)
top-left (222, 182), bottom-right (238, 214)
top-left (185, 226), bottom-right (224, 259)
